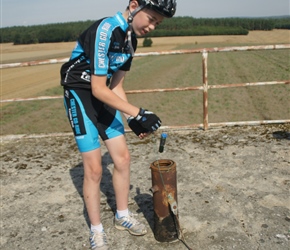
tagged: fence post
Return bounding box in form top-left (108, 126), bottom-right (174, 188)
top-left (202, 50), bottom-right (209, 130)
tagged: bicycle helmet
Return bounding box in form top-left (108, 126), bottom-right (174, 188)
top-left (137, 0), bottom-right (177, 18)
top-left (128, 0), bottom-right (176, 19)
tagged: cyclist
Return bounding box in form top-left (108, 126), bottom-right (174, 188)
top-left (60, 1), bottom-right (176, 249)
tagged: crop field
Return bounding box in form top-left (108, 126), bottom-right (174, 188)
top-left (1, 30), bottom-right (289, 135)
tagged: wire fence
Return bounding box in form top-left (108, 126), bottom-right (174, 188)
top-left (1, 44), bottom-right (289, 131)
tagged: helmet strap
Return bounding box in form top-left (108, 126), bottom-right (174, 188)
top-left (125, 4), bottom-right (146, 56)
top-left (129, 4), bottom-right (145, 19)
top-left (126, 24), bottom-right (135, 56)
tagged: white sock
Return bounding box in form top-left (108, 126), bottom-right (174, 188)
top-left (117, 209), bottom-right (129, 218)
top-left (91, 223), bottom-right (104, 233)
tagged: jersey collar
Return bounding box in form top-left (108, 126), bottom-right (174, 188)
top-left (114, 12), bottom-right (129, 32)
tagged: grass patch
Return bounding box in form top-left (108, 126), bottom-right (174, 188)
top-left (1, 99), bottom-right (69, 135)
top-left (1, 33), bottom-right (290, 135)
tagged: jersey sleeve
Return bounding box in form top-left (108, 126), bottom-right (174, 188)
top-left (78, 15), bottom-right (138, 76)
top-left (119, 57), bottom-right (133, 71)
top-left (77, 19), bottom-right (113, 76)
top-left (91, 21), bottom-right (113, 76)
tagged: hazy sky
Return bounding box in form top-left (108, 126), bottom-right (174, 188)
top-left (1, 0), bottom-right (289, 27)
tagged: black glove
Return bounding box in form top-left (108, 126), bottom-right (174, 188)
top-left (127, 116), bottom-right (149, 136)
top-left (135, 108), bottom-right (161, 132)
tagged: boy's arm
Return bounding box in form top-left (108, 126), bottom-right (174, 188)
top-left (91, 71), bottom-right (161, 134)
top-left (91, 72), bottom-right (139, 118)
top-left (110, 70), bottom-right (150, 138)
top-left (109, 70), bottom-right (131, 119)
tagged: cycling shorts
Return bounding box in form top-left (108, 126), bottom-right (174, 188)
top-left (63, 88), bottom-right (125, 152)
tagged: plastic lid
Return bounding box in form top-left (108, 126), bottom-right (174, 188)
top-left (161, 133), bottom-right (167, 138)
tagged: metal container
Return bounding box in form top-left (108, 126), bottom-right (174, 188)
top-left (150, 159), bottom-right (179, 242)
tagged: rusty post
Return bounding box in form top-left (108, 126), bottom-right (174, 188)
top-left (202, 50), bottom-right (209, 130)
top-left (150, 159), bottom-right (179, 242)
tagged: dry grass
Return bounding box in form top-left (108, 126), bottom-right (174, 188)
top-left (1, 30), bottom-right (289, 135)
top-left (1, 29), bottom-right (289, 63)
top-left (1, 30), bottom-right (289, 101)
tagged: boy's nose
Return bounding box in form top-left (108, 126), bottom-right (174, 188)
top-left (148, 23), bottom-right (156, 32)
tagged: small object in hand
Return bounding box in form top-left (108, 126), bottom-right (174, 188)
top-left (159, 133), bottom-right (167, 153)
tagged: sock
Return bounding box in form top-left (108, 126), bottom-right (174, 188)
top-left (91, 223), bottom-right (104, 233)
top-left (116, 209), bottom-right (129, 219)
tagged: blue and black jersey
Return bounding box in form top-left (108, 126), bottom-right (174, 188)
top-left (60, 12), bottom-right (137, 89)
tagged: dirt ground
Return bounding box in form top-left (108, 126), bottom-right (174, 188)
top-left (1, 124), bottom-right (289, 250)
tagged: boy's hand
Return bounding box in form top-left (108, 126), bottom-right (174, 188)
top-left (127, 116), bottom-right (149, 136)
top-left (135, 108), bottom-right (162, 132)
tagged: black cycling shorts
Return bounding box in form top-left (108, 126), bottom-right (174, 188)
top-left (63, 88), bottom-right (124, 152)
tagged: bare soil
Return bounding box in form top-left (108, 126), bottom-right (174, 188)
top-left (1, 124), bottom-right (290, 249)
top-left (1, 31), bottom-right (290, 249)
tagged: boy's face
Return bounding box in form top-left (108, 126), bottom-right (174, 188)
top-left (131, 7), bottom-right (164, 36)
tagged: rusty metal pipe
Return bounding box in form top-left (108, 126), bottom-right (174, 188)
top-left (150, 159), bottom-right (179, 242)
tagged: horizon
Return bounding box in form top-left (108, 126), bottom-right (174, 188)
top-left (1, 0), bottom-right (289, 28)
top-left (1, 14), bottom-right (289, 29)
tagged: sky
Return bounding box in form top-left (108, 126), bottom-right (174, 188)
top-left (1, 0), bottom-right (289, 28)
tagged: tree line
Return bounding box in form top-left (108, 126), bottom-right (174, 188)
top-left (1, 16), bottom-right (289, 45)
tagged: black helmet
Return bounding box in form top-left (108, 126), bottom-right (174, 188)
top-left (133, 0), bottom-right (177, 18)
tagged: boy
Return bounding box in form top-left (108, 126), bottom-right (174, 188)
top-left (60, 0), bottom-right (176, 249)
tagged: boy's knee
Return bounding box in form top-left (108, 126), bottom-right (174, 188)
top-left (84, 163), bottom-right (103, 180)
top-left (84, 169), bottom-right (103, 184)
top-left (123, 151), bottom-right (131, 165)
top-left (115, 152), bottom-right (131, 169)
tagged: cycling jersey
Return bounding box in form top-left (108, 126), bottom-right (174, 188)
top-left (60, 12), bottom-right (138, 152)
top-left (60, 12), bottom-right (137, 89)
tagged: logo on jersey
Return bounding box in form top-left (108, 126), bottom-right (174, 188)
top-left (110, 55), bottom-right (125, 63)
top-left (65, 90), bottom-right (70, 98)
top-left (81, 71), bottom-right (91, 82)
top-left (112, 42), bottom-right (121, 50)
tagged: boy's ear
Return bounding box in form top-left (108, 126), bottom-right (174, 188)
top-left (129, 0), bottom-right (139, 11)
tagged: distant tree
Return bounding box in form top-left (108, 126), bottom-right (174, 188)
top-left (143, 37), bottom-right (153, 47)
top-left (0, 16), bottom-right (288, 44)
top-left (13, 33), bottom-right (22, 45)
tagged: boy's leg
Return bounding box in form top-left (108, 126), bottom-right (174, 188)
top-left (105, 135), bottom-right (147, 236)
top-left (82, 149), bottom-right (110, 249)
top-left (104, 135), bottom-right (130, 210)
top-left (81, 148), bottom-right (103, 226)
top-left (63, 89), bottom-right (109, 248)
